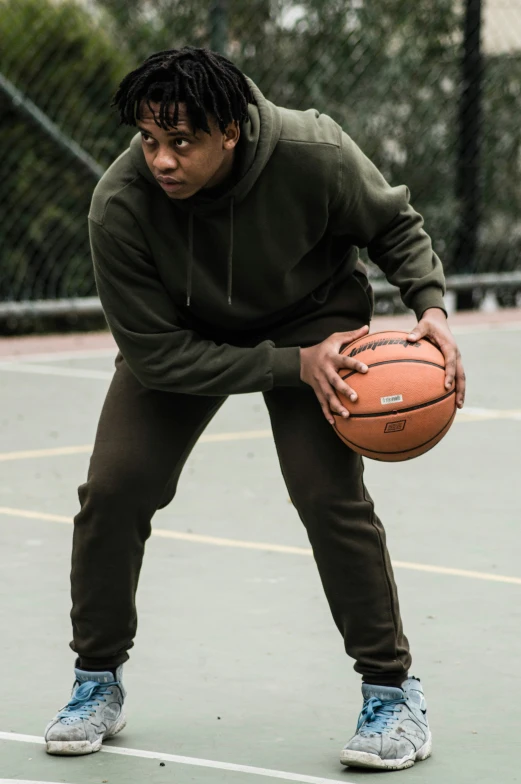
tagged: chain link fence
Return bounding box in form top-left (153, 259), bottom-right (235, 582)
top-left (1, 0), bottom-right (521, 330)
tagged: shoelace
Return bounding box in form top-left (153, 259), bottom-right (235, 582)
top-left (357, 696), bottom-right (407, 735)
top-left (58, 680), bottom-right (119, 721)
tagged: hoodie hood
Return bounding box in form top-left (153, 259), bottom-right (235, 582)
top-left (128, 78), bottom-right (282, 304)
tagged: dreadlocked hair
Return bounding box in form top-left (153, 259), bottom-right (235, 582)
top-left (112, 46), bottom-right (256, 135)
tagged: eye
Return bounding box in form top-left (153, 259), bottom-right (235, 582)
top-left (174, 138), bottom-right (190, 149)
top-left (140, 133), bottom-right (156, 146)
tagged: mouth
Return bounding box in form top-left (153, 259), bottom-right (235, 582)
top-left (157, 177), bottom-right (184, 192)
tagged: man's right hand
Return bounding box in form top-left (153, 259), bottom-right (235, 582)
top-left (300, 325), bottom-right (370, 424)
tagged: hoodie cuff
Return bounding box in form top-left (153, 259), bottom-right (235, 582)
top-left (410, 287), bottom-right (447, 321)
top-left (271, 346), bottom-right (303, 387)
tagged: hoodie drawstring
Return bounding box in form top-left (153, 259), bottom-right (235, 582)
top-left (185, 197), bottom-right (234, 308)
top-left (227, 197), bottom-right (234, 306)
top-left (186, 210), bottom-right (194, 308)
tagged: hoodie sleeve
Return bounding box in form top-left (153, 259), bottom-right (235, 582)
top-left (89, 220), bottom-right (301, 395)
top-left (329, 131), bottom-right (446, 319)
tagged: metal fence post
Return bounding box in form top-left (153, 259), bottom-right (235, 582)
top-left (209, 0), bottom-right (229, 55)
top-left (454, 0), bottom-right (484, 309)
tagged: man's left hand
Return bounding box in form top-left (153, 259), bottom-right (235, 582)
top-left (407, 307), bottom-right (466, 409)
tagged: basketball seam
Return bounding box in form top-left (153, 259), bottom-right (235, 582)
top-left (334, 408), bottom-right (456, 456)
top-left (345, 388), bottom-right (456, 419)
top-left (338, 330), bottom-right (434, 351)
top-left (340, 359), bottom-right (445, 381)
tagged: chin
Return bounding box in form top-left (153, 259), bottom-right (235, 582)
top-left (168, 186), bottom-right (201, 200)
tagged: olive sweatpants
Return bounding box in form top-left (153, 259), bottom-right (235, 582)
top-left (69, 351), bottom-right (412, 687)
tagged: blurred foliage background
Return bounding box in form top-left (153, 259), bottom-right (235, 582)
top-left (1, 0), bottom-right (521, 308)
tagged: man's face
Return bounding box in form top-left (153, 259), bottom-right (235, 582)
top-left (136, 101), bottom-right (240, 200)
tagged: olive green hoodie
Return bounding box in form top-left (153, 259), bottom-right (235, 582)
top-left (89, 78), bottom-right (446, 396)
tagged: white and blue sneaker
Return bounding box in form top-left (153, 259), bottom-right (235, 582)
top-left (340, 676), bottom-right (432, 770)
top-left (45, 664), bottom-right (126, 755)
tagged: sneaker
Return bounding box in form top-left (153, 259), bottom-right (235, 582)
top-left (45, 664), bottom-right (127, 755)
top-left (340, 676), bottom-right (432, 770)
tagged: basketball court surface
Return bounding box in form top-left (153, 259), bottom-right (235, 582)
top-left (0, 309), bottom-right (520, 784)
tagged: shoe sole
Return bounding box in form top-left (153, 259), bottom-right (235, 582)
top-left (340, 732), bottom-right (432, 771)
top-left (46, 714), bottom-right (127, 756)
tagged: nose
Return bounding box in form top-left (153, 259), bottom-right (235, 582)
top-left (154, 145), bottom-right (178, 172)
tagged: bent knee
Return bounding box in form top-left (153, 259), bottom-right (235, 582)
top-left (77, 464), bottom-right (166, 512)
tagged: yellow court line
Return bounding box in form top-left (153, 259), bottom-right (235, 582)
top-left (1, 407), bottom-right (521, 464)
top-left (1, 505), bottom-right (520, 587)
top-left (457, 408), bottom-right (521, 422)
top-left (0, 430), bottom-right (273, 462)
top-left (0, 445), bottom-right (93, 462)
top-left (199, 429), bottom-right (272, 442)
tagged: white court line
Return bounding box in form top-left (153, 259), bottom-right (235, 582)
top-left (1, 355), bottom-right (521, 425)
top-left (0, 781), bottom-right (73, 784)
top-left (0, 317), bottom-right (519, 365)
top-left (0, 731), bottom-right (353, 784)
top-left (1, 505), bottom-right (520, 586)
top-left (451, 321), bottom-right (521, 334)
top-left (0, 362), bottom-right (112, 380)
top-left (0, 347), bottom-right (116, 363)
top-left (0, 318), bottom-right (520, 378)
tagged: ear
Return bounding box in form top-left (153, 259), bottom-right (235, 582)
top-left (223, 120), bottom-right (240, 150)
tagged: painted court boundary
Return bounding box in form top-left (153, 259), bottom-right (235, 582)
top-left (0, 732), bottom-right (353, 784)
top-left (0, 429), bottom-right (274, 462)
top-left (0, 406), bottom-right (520, 465)
top-left (0, 314), bottom-right (520, 363)
top-left (1, 505), bottom-right (520, 586)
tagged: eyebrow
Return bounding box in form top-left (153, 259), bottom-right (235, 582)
top-left (136, 124), bottom-right (194, 138)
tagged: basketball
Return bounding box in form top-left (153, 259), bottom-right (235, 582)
top-left (334, 330), bottom-right (457, 462)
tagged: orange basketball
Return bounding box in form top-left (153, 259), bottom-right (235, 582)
top-left (334, 330), bottom-right (456, 462)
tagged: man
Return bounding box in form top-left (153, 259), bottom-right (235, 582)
top-left (44, 46), bottom-right (465, 770)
